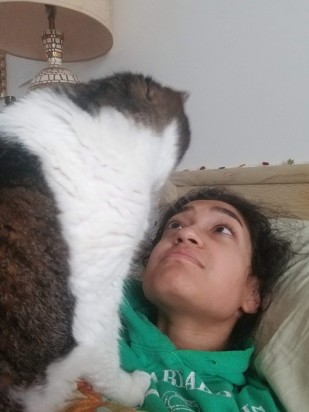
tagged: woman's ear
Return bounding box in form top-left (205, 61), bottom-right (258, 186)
top-left (242, 276), bottom-right (261, 314)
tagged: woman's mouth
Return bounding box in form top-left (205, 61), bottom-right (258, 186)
top-left (164, 248), bottom-right (204, 268)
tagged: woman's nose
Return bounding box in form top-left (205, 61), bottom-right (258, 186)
top-left (174, 226), bottom-right (203, 246)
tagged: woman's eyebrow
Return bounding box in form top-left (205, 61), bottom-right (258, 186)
top-left (211, 205), bottom-right (243, 227)
top-left (180, 203), bottom-right (243, 227)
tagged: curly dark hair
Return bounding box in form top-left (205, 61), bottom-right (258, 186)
top-left (144, 187), bottom-right (293, 349)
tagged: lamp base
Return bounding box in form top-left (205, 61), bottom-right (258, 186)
top-left (29, 29), bottom-right (79, 91)
top-left (29, 65), bottom-right (79, 90)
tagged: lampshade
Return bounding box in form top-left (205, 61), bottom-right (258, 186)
top-left (0, 0), bottom-right (113, 62)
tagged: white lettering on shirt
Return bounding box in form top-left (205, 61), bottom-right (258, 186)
top-left (163, 369), bottom-right (184, 387)
top-left (242, 405), bottom-right (266, 412)
top-left (148, 369), bottom-right (267, 412)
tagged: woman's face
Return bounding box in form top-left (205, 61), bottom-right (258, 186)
top-left (143, 200), bottom-right (260, 324)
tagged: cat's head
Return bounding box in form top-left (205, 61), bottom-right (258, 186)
top-left (58, 72), bottom-right (190, 165)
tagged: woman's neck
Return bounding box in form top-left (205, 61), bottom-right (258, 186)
top-left (156, 312), bottom-right (234, 351)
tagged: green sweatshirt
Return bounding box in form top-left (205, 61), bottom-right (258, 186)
top-left (120, 280), bottom-right (284, 412)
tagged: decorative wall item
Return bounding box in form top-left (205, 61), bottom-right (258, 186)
top-left (0, 49), bottom-right (15, 107)
top-left (0, 49), bottom-right (7, 99)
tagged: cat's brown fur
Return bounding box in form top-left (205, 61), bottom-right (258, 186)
top-left (0, 146), bottom-right (75, 410)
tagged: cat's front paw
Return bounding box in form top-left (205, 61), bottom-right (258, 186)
top-left (96, 369), bottom-right (151, 407)
top-left (123, 370), bottom-right (151, 407)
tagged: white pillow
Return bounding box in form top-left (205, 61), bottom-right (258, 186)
top-left (254, 219), bottom-right (309, 411)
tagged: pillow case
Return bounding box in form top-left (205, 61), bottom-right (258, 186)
top-left (254, 219), bottom-right (309, 411)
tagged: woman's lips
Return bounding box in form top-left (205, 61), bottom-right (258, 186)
top-left (164, 248), bottom-right (204, 268)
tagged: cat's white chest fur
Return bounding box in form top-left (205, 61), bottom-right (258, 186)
top-left (5, 96), bottom-right (178, 342)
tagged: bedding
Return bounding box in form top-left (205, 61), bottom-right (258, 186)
top-left (64, 164), bottom-right (309, 412)
top-left (254, 219), bottom-right (309, 411)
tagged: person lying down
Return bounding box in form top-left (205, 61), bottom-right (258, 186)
top-left (68, 187), bottom-right (291, 412)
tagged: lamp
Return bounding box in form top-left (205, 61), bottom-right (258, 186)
top-left (0, 0), bottom-right (112, 89)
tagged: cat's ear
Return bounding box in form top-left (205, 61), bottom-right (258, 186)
top-left (145, 84), bottom-right (157, 102)
top-left (145, 87), bottom-right (189, 104)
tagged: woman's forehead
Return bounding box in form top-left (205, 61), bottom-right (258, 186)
top-left (178, 199), bottom-right (241, 214)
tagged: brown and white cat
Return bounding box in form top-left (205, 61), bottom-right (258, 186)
top-left (0, 72), bottom-right (190, 411)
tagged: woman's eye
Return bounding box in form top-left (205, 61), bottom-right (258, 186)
top-left (215, 225), bottom-right (233, 236)
top-left (165, 220), bottom-right (183, 230)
